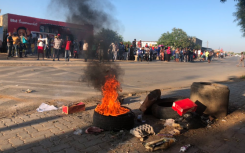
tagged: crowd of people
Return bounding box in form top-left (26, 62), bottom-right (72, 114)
top-left (6, 32), bottom-right (89, 61)
top-left (6, 34), bottom-right (228, 64)
top-left (107, 39), bottom-right (217, 63)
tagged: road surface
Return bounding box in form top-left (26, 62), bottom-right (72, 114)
top-left (0, 56), bottom-right (244, 116)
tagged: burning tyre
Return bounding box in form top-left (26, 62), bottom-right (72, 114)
top-left (93, 107), bottom-right (135, 131)
top-left (92, 76), bottom-right (135, 130)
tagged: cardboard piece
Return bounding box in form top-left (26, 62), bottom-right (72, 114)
top-left (62, 102), bottom-right (85, 114)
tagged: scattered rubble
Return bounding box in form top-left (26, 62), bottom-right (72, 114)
top-left (85, 126), bottom-right (104, 134)
top-left (180, 144), bottom-right (191, 152)
top-left (130, 124), bottom-right (155, 138)
top-left (25, 89), bottom-right (33, 93)
top-left (144, 137), bottom-right (176, 151)
top-left (73, 129), bottom-right (83, 135)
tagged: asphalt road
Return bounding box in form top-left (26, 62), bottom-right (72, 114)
top-left (0, 56), bottom-right (244, 116)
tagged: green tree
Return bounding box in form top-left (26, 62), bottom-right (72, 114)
top-left (194, 44), bottom-right (201, 50)
top-left (221, 0), bottom-right (245, 36)
top-left (94, 28), bottom-right (123, 49)
top-left (157, 31), bottom-right (174, 47)
top-left (123, 41), bottom-right (132, 46)
top-left (158, 28), bottom-right (193, 49)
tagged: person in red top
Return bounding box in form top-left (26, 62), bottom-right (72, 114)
top-left (137, 40), bottom-right (142, 48)
top-left (65, 37), bottom-right (71, 61)
top-left (145, 43), bottom-right (149, 48)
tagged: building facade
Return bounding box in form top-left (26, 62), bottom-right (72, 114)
top-left (136, 41), bottom-right (157, 47)
top-left (192, 38), bottom-right (202, 47)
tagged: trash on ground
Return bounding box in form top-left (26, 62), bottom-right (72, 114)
top-left (25, 89), bottom-right (33, 93)
top-left (140, 89), bottom-right (161, 113)
top-left (73, 129), bottom-right (83, 135)
top-left (130, 124), bottom-right (155, 138)
top-left (62, 102), bottom-right (85, 114)
top-left (157, 133), bottom-right (173, 137)
top-left (180, 144), bottom-right (191, 152)
top-left (172, 98), bottom-right (197, 116)
top-left (168, 129), bottom-right (180, 136)
top-left (164, 119), bottom-right (175, 126)
top-left (172, 123), bottom-right (183, 130)
top-left (85, 126), bottom-right (104, 134)
top-left (222, 119), bottom-right (227, 122)
top-left (144, 137), bottom-right (176, 151)
top-left (36, 103), bottom-right (58, 112)
top-left (137, 115), bottom-right (146, 123)
top-left (176, 112), bottom-right (208, 130)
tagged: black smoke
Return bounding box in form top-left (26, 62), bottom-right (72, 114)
top-left (83, 61), bottom-right (124, 91)
top-left (49, 0), bottom-right (124, 91)
top-left (49, 0), bottom-right (119, 31)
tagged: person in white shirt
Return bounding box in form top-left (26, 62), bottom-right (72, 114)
top-left (37, 34), bottom-right (45, 60)
top-left (83, 40), bottom-right (89, 62)
top-left (110, 42), bottom-right (116, 61)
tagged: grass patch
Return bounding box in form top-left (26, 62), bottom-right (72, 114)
top-left (240, 75), bottom-right (245, 79)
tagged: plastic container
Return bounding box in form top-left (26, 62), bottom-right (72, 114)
top-left (172, 98), bottom-right (197, 116)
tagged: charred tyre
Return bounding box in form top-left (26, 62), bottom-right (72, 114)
top-left (151, 98), bottom-right (184, 119)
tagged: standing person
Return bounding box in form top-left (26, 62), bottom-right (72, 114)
top-left (7, 32), bottom-right (13, 58)
top-left (160, 46), bottom-right (164, 61)
top-left (12, 33), bottom-right (20, 57)
top-left (183, 48), bottom-right (188, 62)
top-left (26, 34), bottom-right (33, 57)
top-left (79, 40), bottom-right (83, 57)
top-left (150, 47), bottom-right (154, 61)
top-left (180, 48), bottom-right (183, 62)
top-left (175, 48), bottom-right (180, 62)
top-left (118, 42), bottom-right (124, 60)
top-left (137, 48), bottom-right (143, 62)
top-left (110, 42), bottom-right (117, 62)
top-left (205, 51), bottom-right (209, 61)
top-left (166, 47), bottom-right (171, 62)
top-left (208, 51), bottom-right (212, 63)
top-left (83, 40), bottom-right (89, 62)
top-left (190, 49), bottom-right (194, 62)
top-left (237, 52), bottom-right (244, 67)
top-left (73, 39), bottom-right (79, 59)
top-left (37, 34), bottom-right (45, 60)
top-left (129, 45), bottom-right (134, 60)
top-left (20, 33), bottom-right (28, 57)
top-left (124, 44), bottom-right (129, 60)
top-left (45, 35), bottom-right (51, 58)
top-left (53, 34), bottom-right (63, 61)
top-left (137, 40), bottom-right (142, 48)
top-left (157, 45), bottom-right (161, 60)
top-left (65, 37), bottom-right (71, 62)
top-left (186, 48), bottom-right (190, 62)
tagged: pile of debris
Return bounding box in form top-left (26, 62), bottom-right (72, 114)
top-left (130, 82), bottom-right (230, 151)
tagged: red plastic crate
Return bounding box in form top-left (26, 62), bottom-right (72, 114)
top-left (172, 98), bottom-right (197, 116)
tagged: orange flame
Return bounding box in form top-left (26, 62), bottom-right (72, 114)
top-left (95, 76), bottom-right (129, 116)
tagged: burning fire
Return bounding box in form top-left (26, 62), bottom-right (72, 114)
top-left (95, 76), bottom-right (129, 116)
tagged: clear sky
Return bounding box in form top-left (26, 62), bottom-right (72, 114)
top-left (0, 0), bottom-right (243, 52)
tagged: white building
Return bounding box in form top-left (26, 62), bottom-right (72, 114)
top-left (136, 41), bottom-right (157, 47)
